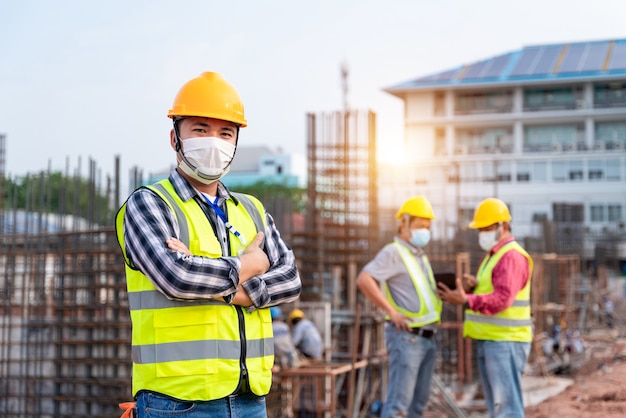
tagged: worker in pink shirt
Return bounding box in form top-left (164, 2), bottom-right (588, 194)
top-left (438, 197), bottom-right (532, 418)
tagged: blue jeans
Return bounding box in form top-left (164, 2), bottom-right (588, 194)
top-left (135, 391), bottom-right (267, 418)
top-left (381, 324), bottom-right (437, 418)
top-left (475, 340), bottom-right (530, 418)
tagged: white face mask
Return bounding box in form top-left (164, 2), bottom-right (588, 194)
top-left (178, 137), bottom-right (236, 184)
top-left (478, 229), bottom-right (499, 252)
top-left (409, 228), bottom-right (431, 247)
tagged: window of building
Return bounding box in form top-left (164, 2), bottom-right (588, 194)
top-left (595, 121), bottom-right (626, 149)
top-left (553, 203), bottom-right (584, 222)
top-left (456, 127), bottom-right (514, 154)
top-left (496, 161), bottom-right (512, 182)
top-left (524, 87), bottom-right (581, 111)
top-left (590, 204), bottom-right (605, 222)
top-left (594, 83), bottom-right (626, 108)
top-left (516, 161), bottom-right (547, 182)
top-left (608, 205), bottom-right (623, 222)
top-left (588, 160), bottom-right (604, 180)
top-left (606, 159), bottom-right (622, 181)
top-left (434, 128), bottom-right (446, 156)
top-left (434, 92), bottom-right (445, 116)
top-left (524, 124), bottom-right (584, 152)
top-left (459, 162), bottom-right (481, 182)
top-left (552, 160), bottom-right (583, 182)
top-left (455, 90), bottom-right (513, 115)
top-left (552, 161), bottom-right (567, 182)
top-left (569, 160), bottom-right (584, 181)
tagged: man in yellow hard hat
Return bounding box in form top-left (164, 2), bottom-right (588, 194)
top-left (356, 196), bottom-right (442, 418)
top-left (288, 309), bottom-right (323, 360)
top-left (115, 71), bottom-right (301, 417)
top-left (437, 197), bottom-right (532, 418)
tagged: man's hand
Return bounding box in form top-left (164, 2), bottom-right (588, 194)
top-left (239, 232), bottom-right (269, 281)
top-left (437, 277), bottom-right (468, 306)
top-left (231, 284), bottom-right (253, 307)
top-left (462, 273), bottom-right (477, 293)
top-left (166, 237), bottom-right (191, 255)
top-left (165, 236), bottom-right (256, 306)
top-left (388, 309), bottom-right (411, 332)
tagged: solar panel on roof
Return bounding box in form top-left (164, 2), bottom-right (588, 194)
top-left (607, 43), bottom-right (626, 71)
top-left (581, 42), bottom-right (610, 72)
top-left (415, 74), bottom-right (439, 83)
top-left (531, 45), bottom-right (563, 75)
top-left (435, 69), bottom-right (459, 82)
top-left (510, 48), bottom-right (541, 76)
top-left (463, 61), bottom-right (487, 79)
top-left (558, 44), bottom-right (587, 73)
top-left (482, 53), bottom-right (512, 78)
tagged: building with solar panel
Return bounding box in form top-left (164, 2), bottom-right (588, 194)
top-left (383, 38), bottom-right (626, 269)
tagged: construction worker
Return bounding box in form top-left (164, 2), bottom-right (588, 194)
top-left (271, 306), bottom-right (303, 369)
top-left (356, 196), bottom-right (442, 418)
top-left (437, 197), bottom-right (532, 418)
top-left (289, 309), bottom-right (323, 360)
top-left (115, 71), bottom-right (301, 417)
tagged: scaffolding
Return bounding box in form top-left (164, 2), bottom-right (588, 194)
top-left (292, 110), bottom-right (378, 304)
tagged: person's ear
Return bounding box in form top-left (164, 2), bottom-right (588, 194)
top-left (170, 129), bottom-right (177, 151)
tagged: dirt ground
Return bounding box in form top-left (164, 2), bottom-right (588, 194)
top-left (525, 297), bottom-right (626, 418)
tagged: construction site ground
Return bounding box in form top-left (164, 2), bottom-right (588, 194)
top-left (524, 330), bottom-right (626, 418)
top-left (433, 295), bottom-right (626, 418)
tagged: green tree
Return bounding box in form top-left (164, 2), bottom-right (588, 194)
top-left (229, 180), bottom-right (306, 214)
top-left (2, 171), bottom-right (111, 226)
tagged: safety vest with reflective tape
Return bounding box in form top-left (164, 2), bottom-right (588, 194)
top-left (464, 241), bottom-right (533, 342)
top-left (115, 179), bottom-right (273, 400)
top-left (384, 241), bottom-right (442, 327)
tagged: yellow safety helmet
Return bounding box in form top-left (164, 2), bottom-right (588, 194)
top-left (289, 309), bottom-right (305, 323)
top-left (469, 198), bottom-right (511, 229)
top-left (395, 196), bottom-right (436, 220)
top-left (167, 71), bottom-right (247, 127)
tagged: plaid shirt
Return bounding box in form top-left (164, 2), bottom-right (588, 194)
top-left (122, 169), bottom-right (301, 308)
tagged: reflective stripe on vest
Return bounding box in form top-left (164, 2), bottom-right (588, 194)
top-left (384, 241), bottom-right (442, 327)
top-left (116, 179), bottom-right (273, 400)
top-left (463, 241), bottom-right (533, 342)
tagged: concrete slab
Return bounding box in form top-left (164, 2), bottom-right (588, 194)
top-left (522, 375), bottom-right (574, 407)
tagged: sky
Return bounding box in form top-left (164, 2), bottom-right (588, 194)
top-left (1, 0), bottom-right (626, 190)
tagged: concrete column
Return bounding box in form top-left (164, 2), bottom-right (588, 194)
top-left (586, 117), bottom-right (594, 149)
top-left (513, 87), bottom-right (523, 113)
top-left (514, 121), bottom-right (523, 153)
top-left (446, 125), bottom-right (455, 155)
top-left (445, 90), bottom-right (454, 117)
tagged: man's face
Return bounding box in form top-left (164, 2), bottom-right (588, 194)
top-left (170, 116), bottom-right (238, 149)
top-left (400, 216), bottom-right (431, 241)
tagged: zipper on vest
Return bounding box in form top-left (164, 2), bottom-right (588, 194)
top-left (237, 306), bottom-right (250, 393)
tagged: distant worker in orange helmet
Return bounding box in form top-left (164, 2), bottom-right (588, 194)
top-left (356, 196), bottom-right (442, 418)
top-left (288, 309), bottom-right (323, 360)
top-left (115, 72), bottom-right (301, 418)
top-left (437, 197), bottom-right (533, 418)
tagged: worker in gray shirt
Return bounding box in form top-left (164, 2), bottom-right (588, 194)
top-left (356, 196), bottom-right (442, 418)
top-left (289, 309), bottom-right (323, 360)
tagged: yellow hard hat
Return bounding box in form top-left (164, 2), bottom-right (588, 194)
top-left (168, 71), bottom-right (247, 127)
top-left (469, 198), bottom-right (511, 229)
top-left (395, 196), bottom-right (435, 220)
top-left (289, 309), bottom-right (305, 322)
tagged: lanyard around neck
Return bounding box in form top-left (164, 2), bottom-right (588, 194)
top-left (202, 194), bottom-right (247, 246)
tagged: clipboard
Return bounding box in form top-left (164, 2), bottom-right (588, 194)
top-left (434, 272), bottom-right (457, 290)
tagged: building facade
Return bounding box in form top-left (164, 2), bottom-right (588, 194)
top-left (383, 39), bottom-right (626, 265)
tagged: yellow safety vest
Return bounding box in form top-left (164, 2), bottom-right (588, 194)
top-left (115, 179), bottom-right (273, 400)
top-left (384, 242), bottom-right (442, 327)
top-left (464, 241), bottom-right (533, 342)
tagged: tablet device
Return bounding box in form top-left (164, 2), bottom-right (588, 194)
top-left (434, 272), bottom-right (457, 290)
